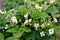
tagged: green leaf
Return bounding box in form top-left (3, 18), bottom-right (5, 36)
top-left (13, 27), bottom-right (31, 38)
top-left (37, 12), bottom-right (48, 18)
top-left (31, 9), bottom-right (39, 19)
top-left (16, 0), bottom-right (24, 5)
top-left (31, 9), bottom-right (48, 19)
top-left (5, 37), bottom-right (16, 40)
top-left (51, 13), bottom-right (60, 17)
top-left (43, 5), bottom-right (51, 11)
top-left (47, 6), bottom-right (59, 14)
top-left (35, 0), bottom-right (43, 4)
top-left (55, 26), bottom-right (60, 33)
top-left (7, 28), bottom-right (18, 33)
top-left (23, 27), bottom-right (31, 32)
top-left (26, 31), bottom-right (37, 40)
top-left (17, 5), bottom-right (28, 15)
top-left (0, 14), bottom-right (7, 26)
top-left (0, 33), bottom-right (4, 40)
top-left (13, 27), bottom-right (24, 38)
top-left (6, 2), bottom-right (17, 11)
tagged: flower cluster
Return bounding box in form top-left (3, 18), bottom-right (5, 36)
top-left (11, 16), bottom-right (18, 24)
top-left (0, 0), bottom-right (60, 40)
top-left (22, 12), bottom-right (55, 37)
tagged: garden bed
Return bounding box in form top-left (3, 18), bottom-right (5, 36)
top-left (0, 0), bottom-right (60, 40)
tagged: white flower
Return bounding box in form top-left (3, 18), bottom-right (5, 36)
top-left (44, 2), bottom-right (47, 5)
top-left (41, 23), bottom-right (45, 28)
top-left (24, 13), bottom-right (28, 19)
top-left (29, 19), bottom-right (32, 23)
top-left (49, 29), bottom-right (54, 35)
top-left (53, 18), bottom-right (58, 22)
top-left (35, 4), bottom-right (42, 9)
top-left (2, 11), bottom-right (6, 14)
top-left (49, 0), bottom-right (55, 4)
top-left (34, 23), bottom-right (39, 30)
top-left (24, 20), bottom-right (29, 25)
top-left (11, 16), bottom-right (18, 24)
top-left (5, 24), bottom-right (8, 29)
top-left (0, 10), bottom-right (3, 13)
top-left (40, 31), bottom-right (45, 37)
top-left (0, 10), bottom-right (6, 14)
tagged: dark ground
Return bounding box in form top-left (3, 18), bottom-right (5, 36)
top-left (0, 0), bottom-right (5, 11)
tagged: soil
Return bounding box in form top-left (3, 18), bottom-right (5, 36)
top-left (0, 0), bottom-right (5, 11)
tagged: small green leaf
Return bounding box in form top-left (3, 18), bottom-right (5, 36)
top-left (7, 28), bottom-right (18, 33)
top-left (37, 12), bottom-right (48, 18)
top-left (31, 9), bottom-right (48, 19)
top-left (52, 13), bottom-right (60, 17)
top-left (47, 6), bottom-right (59, 14)
top-left (23, 27), bottom-right (31, 32)
top-left (17, 5), bottom-right (28, 15)
top-left (31, 9), bottom-right (39, 19)
top-left (13, 27), bottom-right (24, 38)
top-left (55, 26), bottom-right (60, 33)
top-left (0, 33), bottom-right (4, 40)
top-left (5, 37), bottom-right (16, 40)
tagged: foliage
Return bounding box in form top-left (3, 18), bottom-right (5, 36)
top-left (0, 0), bottom-right (60, 40)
